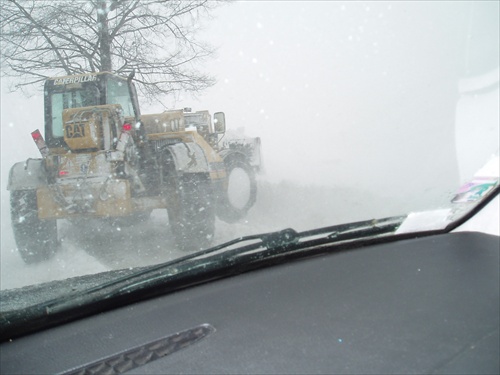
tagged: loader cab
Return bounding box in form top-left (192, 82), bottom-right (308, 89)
top-left (44, 72), bottom-right (140, 149)
top-left (184, 109), bottom-right (226, 147)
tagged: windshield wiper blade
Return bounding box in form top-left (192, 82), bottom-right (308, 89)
top-left (53, 215), bottom-right (405, 301)
top-left (202, 215), bottom-right (405, 256)
top-left (51, 216), bottom-right (406, 302)
top-left (103, 216), bottom-right (404, 288)
top-left (0, 215), bottom-right (406, 341)
top-left (195, 215), bottom-right (406, 264)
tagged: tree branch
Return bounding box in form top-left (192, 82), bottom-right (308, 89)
top-left (1, 0), bottom-right (227, 100)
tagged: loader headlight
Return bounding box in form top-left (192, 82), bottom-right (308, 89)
top-left (99, 190), bottom-right (109, 201)
top-left (105, 151), bottom-right (124, 161)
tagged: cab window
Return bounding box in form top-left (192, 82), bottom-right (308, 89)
top-left (107, 77), bottom-right (134, 117)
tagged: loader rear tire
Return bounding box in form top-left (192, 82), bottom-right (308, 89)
top-left (10, 190), bottom-right (58, 264)
top-left (167, 174), bottom-right (215, 251)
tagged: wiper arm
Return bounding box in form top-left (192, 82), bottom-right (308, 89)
top-left (256, 216), bottom-right (405, 250)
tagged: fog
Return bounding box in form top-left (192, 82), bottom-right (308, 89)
top-left (1, 1), bottom-right (499, 289)
top-left (184, 2), bottom-right (465, 188)
top-left (164, 1), bottom-right (496, 199)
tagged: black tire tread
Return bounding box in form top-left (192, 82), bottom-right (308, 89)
top-left (10, 190), bottom-right (58, 264)
top-left (217, 158), bottom-right (257, 223)
top-left (167, 173), bottom-right (216, 251)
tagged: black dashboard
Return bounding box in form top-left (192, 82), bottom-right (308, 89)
top-left (1, 231), bottom-right (499, 374)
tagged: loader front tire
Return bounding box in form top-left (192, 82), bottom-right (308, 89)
top-left (10, 190), bottom-right (58, 264)
top-left (167, 174), bottom-right (215, 251)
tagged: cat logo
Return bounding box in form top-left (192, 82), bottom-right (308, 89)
top-left (65, 123), bottom-right (86, 138)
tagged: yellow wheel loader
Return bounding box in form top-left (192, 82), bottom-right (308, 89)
top-left (8, 72), bottom-right (261, 263)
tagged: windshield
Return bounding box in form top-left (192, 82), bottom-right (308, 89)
top-left (50, 87), bottom-right (100, 137)
top-left (1, 1), bottom-right (498, 318)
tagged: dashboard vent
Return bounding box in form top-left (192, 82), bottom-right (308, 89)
top-left (62, 323), bottom-right (215, 375)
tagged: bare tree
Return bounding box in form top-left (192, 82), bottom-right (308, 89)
top-left (0, 0), bottom-right (223, 101)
